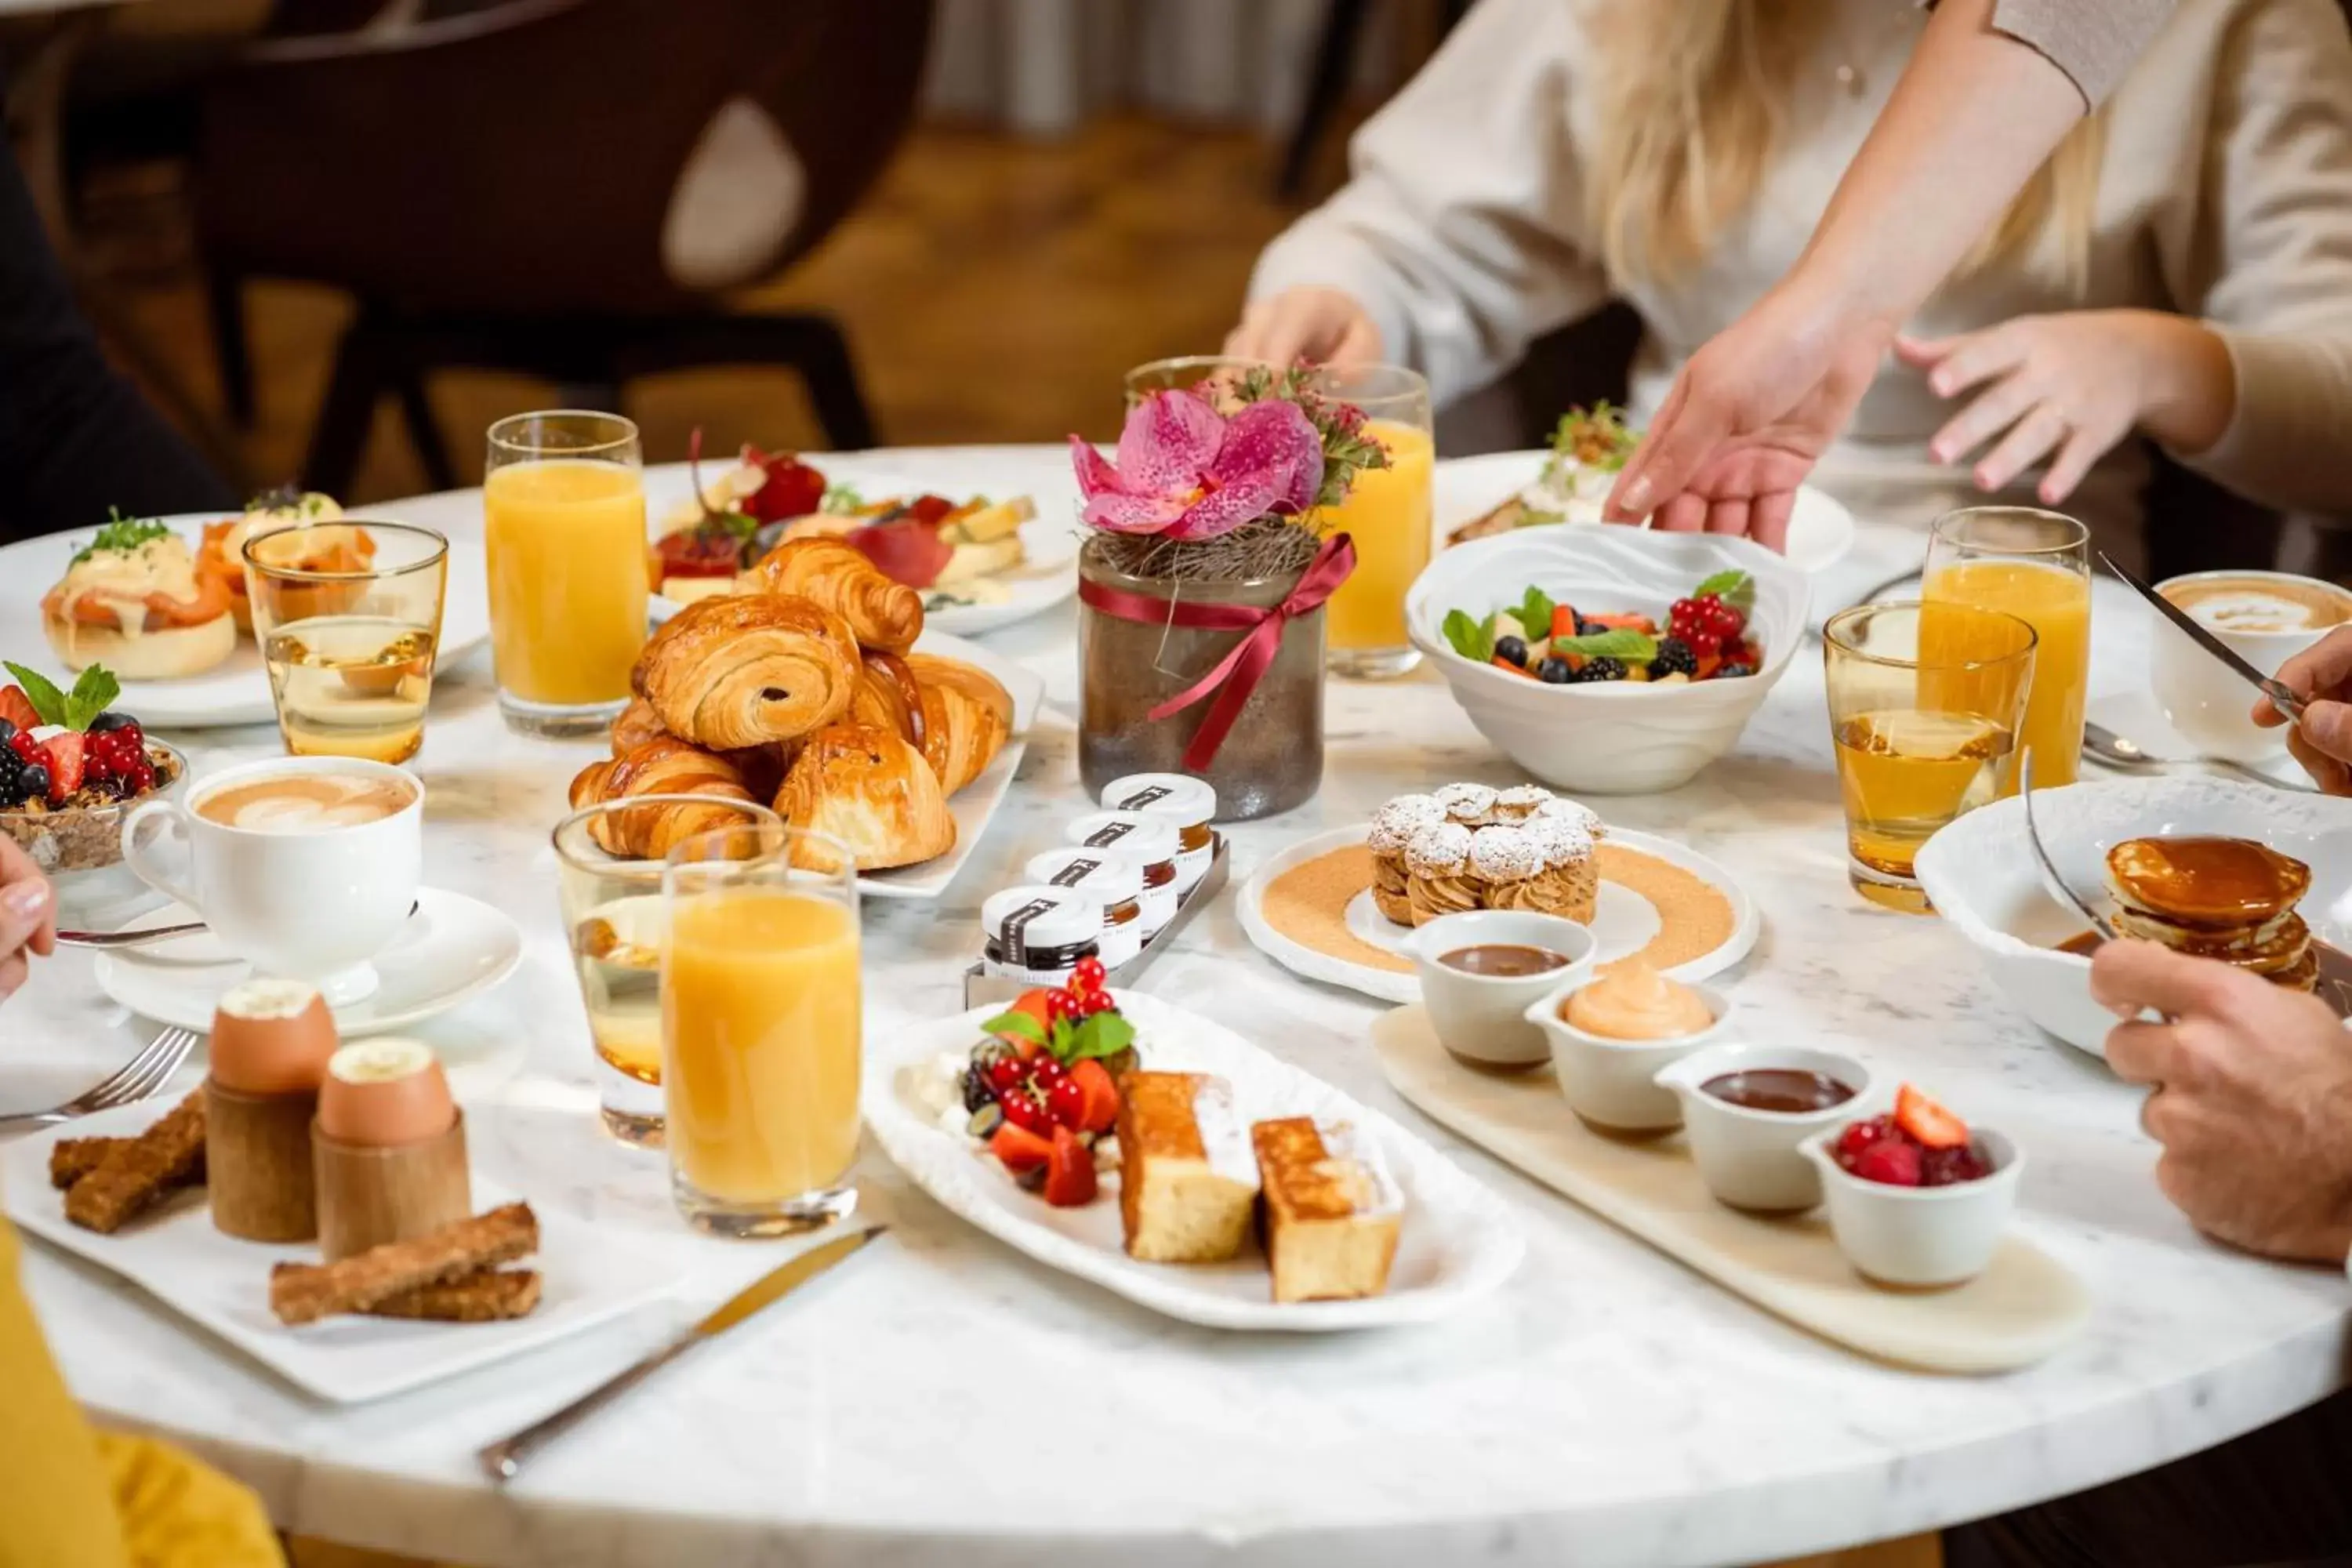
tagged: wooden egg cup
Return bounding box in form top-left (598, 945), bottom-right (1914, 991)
top-left (205, 1079), bottom-right (321, 1243)
top-left (313, 1111), bottom-right (473, 1263)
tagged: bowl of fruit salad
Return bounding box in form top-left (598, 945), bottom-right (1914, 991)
top-left (1406, 525), bottom-right (1807, 793)
top-left (0, 662), bottom-right (185, 927)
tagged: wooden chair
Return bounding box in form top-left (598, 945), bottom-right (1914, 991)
top-left (193, 0), bottom-right (931, 494)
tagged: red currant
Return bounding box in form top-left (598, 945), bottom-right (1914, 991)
top-left (1071, 955), bottom-right (1109, 995)
top-left (999, 1089), bottom-right (1054, 1135)
top-left (1047, 1076), bottom-right (1088, 1129)
top-left (1045, 988), bottom-right (1083, 1027)
top-left (1029, 1057), bottom-right (1067, 1089)
top-left (1079, 991), bottom-right (1119, 1017)
top-left (985, 1055), bottom-right (1024, 1094)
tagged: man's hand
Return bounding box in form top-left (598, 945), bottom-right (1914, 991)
top-left (2093, 939), bottom-right (2352, 1264)
top-left (2253, 624), bottom-right (2352, 795)
top-left (0, 837), bottom-right (56, 1003)
top-left (1603, 279), bottom-right (1890, 552)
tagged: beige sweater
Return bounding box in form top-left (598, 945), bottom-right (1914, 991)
top-left (1250, 0), bottom-right (2352, 539)
top-left (1987, 0), bottom-right (2177, 103)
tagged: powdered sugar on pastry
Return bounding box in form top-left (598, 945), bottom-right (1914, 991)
top-left (1523, 813), bottom-right (1595, 868)
top-left (1468, 824), bottom-right (1544, 884)
top-left (1406, 822), bottom-right (1473, 877)
top-left (1491, 785), bottom-right (1554, 822)
top-left (1531, 795), bottom-right (1605, 838)
top-left (1368, 793), bottom-right (1447, 852)
top-left (1434, 782), bottom-right (1497, 825)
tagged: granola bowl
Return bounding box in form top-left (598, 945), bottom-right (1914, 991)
top-left (0, 739), bottom-right (187, 927)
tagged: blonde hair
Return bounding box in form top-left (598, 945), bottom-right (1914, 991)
top-left (1581, 0), bottom-right (2107, 291)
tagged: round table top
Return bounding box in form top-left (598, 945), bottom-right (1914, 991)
top-left (7, 447), bottom-right (2347, 1568)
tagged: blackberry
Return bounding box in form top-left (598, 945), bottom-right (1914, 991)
top-left (0, 752), bottom-right (21, 809)
top-left (1493, 633), bottom-right (1530, 668)
top-left (1578, 657), bottom-right (1630, 682)
top-left (1537, 656), bottom-right (1574, 684)
top-left (1647, 637), bottom-right (1699, 680)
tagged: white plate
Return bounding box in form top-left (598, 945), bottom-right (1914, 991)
top-left (1915, 776), bottom-right (2352, 1059)
top-left (93, 887), bottom-right (523, 1036)
top-left (1, 1110), bottom-right (675, 1405)
top-left (641, 467), bottom-right (1079, 640)
top-left (1239, 824), bottom-right (1761, 1004)
top-left (857, 629), bottom-right (1043, 900)
top-left (1435, 451), bottom-right (1856, 575)
top-left (0, 515), bottom-right (491, 730)
top-left (864, 992), bottom-right (1523, 1330)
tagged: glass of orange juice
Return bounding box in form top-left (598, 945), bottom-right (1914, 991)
top-left (1920, 506), bottom-right (2091, 793)
top-left (662, 822), bottom-right (861, 1236)
top-left (1309, 364), bottom-right (1433, 678)
top-left (483, 411), bottom-right (648, 737)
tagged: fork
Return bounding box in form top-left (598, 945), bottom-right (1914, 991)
top-left (0, 1028), bottom-right (199, 1134)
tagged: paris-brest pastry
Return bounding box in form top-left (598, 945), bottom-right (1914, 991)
top-left (1371, 782), bottom-right (1602, 927)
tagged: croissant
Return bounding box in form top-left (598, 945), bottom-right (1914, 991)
top-left (611, 696), bottom-right (669, 755)
top-left (848, 652), bottom-right (1011, 796)
top-left (568, 737), bottom-right (757, 859)
top-left (749, 537), bottom-right (924, 654)
top-left (612, 694), bottom-right (793, 798)
top-left (631, 593), bottom-right (860, 750)
top-left (772, 722), bottom-right (956, 873)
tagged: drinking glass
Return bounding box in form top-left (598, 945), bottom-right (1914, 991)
top-left (1920, 506), bottom-right (2090, 792)
top-left (550, 797), bottom-right (785, 1149)
top-left (483, 410), bottom-right (648, 737)
top-left (1824, 602), bottom-right (2038, 913)
top-left (244, 520), bottom-right (447, 765)
top-left (662, 822), bottom-right (861, 1236)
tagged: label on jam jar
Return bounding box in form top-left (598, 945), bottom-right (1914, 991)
top-left (1024, 848), bottom-right (1147, 971)
top-left (1102, 774), bottom-right (1217, 894)
top-left (1065, 811), bottom-right (1181, 938)
top-left (979, 886), bottom-right (1101, 985)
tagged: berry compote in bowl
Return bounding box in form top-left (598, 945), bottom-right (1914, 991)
top-left (1800, 1084), bottom-right (2021, 1289)
top-left (0, 663), bottom-right (187, 928)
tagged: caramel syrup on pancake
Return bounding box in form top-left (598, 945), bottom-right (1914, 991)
top-left (2106, 836), bottom-right (2311, 925)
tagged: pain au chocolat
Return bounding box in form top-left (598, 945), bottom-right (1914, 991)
top-left (2106, 835), bottom-right (2318, 992)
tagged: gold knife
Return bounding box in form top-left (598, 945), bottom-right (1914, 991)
top-left (477, 1225), bottom-right (887, 1483)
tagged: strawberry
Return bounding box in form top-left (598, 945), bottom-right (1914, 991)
top-left (38, 731), bottom-right (83, 803)
top-left (1067, 1058), bottom-right (1120, 1135)
top-left (988, 1121), bottom-right (1054, 1174)
top-left (990, 989), bottom-right (1056, 1057)
top-left (1851, 1138), bottom-right (1923, 1186)
top-left (1042, 1125), bottom-right (1098, 1207)
top-left (0, 686), bottom-right (35, 733)
top-left (1548, 604), bottom-right (1581, 641)
top-left (1894, 1083), bottom-right (1969, 1150)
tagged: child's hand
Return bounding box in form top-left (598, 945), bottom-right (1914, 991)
top-left (1898, 309), bottom-right (2233, 505)
top-left (1224, 287), bottom-right (1383, 368)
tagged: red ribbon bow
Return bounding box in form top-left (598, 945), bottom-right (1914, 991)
top-left (1077, 533), bottom-right (1356, 771)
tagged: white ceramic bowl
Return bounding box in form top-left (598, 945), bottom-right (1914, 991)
top-left (1800, 1126), bottom-right (2022, 1288)
top-left (1524, 978), bottom-right (1731, 1131)
top-left (1405, 527), bottom-right (1809, 794)
top-left (1653, 1044), bottom-right (1873, 1213)
top-left (1408, 910), bottom-right (1599, 1069)
top-left (1913, 775), bottom-right (2352, 1061)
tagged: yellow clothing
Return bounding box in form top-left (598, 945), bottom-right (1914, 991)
top-left (0, 1214), bottom-right (282, 1568)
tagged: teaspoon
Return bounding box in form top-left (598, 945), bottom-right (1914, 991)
top-left (2080, 721), bottom-right (2314, 793)
top-left (58, 899), bottom-right (423, 950)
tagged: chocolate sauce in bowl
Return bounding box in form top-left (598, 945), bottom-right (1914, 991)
top-left (1439, 944), bottom-right (1572, 978)
top-left (1700, 1069), bottom-right (1856, 1115)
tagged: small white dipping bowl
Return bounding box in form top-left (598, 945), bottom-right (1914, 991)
top-left (1798, 1126), bottom-right (2022, 1288)
top-left (1524, 977), bottom-right (1730, 1131)
top-left (1653, 1044), bottom-right (1872, 1213)
top-left (1410, 911), bottom-right (1598, 1070)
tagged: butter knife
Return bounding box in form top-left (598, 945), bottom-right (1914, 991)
top-left (477, 1224), bottom-right (887, 1483)
top-left (2099, 551), bottom-right (2306, 722)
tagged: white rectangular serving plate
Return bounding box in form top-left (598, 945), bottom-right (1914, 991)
top-left (863, 991), bottom-right (1524, 1330)
top-left (2, 1103), bottom-right (678, 1404)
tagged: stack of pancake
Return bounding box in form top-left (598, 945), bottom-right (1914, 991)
top-left (2106, 836), bottom-right (2317, 992)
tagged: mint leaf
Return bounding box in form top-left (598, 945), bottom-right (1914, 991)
top-left (63, 667), bottom-right (119, 731)
top-left (1692, 570), bottom-right (1755, 610)
top-left (1518, 586), bottom-right (1556, 641)
top-left (1442, 608), bottom-right (1494, 664)
top-left (3, 662), bottom-right (68, 727)
top-left (1549, 629), bottom-right (1658, 663)
top-left (982, 1010), bottom-right (1045, 1045)
top-left (1062, 1010), bottom-right (1136, 1063)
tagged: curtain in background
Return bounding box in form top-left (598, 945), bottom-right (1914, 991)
top-left (923, 0), bottom-right (1426, 136)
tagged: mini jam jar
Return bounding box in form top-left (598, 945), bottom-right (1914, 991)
top-left (1065, 811), bottom-right (1181, 938)
top-left (1024, 848), bottom-right (1147, 970)
top-left (980, 886), bottom-right (1102, 988)
top-left (1099, 772), bottom-right (1217, 895)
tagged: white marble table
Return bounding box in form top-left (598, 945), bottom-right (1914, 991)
top-left (6, 448), bottom-right (2348, 1568)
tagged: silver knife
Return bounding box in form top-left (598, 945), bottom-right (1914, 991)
top-left (2099, 551), bottom-right (2306, 722)
top-left (476, 1225), bottom-right (887, 1483)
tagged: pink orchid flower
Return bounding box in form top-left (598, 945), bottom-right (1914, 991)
top-left (1069, 389), bottom-right (1326, 540)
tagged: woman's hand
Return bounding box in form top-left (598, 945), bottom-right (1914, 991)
top-left (1222, 287), bottom-right (1383, 368)
top-left (1899, 309), bottom-right (2234, 505)
top-left (2255, 624), bottom-right (2352, 794)
top-left (0, 838), bottom-right (56, 1003)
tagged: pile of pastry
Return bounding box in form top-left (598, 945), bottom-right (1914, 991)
top-left (1368, 782), bottom-right (1603, 927)
top-left (571, 536), bottom-right (1014, 873)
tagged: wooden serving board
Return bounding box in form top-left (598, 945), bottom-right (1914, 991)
top-left (1373, 1006), bottom-right (2090, 1374)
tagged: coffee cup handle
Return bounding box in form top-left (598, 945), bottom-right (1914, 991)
top-left (121, 798), bottom-right (203, 914)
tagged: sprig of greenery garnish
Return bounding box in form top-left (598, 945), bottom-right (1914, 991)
top-left (820, 482), bottom-right (866, 514)
top-left (1692, 569), bottom-right (1756, 610)
top-left (3, 662), bottom-right (119, 731)
top-left (1548, 628), bottom-right (1657, 662)
top-left (982, 1005), bottom-right (1137, 1065)
top-left (1443, 608), bottom-right (1495, 664)
top-left (1546, 402), bottom-right (1638, 474)
top-left (71, 511), bottom-right (172, 565)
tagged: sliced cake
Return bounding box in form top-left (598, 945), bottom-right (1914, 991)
top-left (1116, 1071), bottom-right (1258, 1263)
top-left (1251, 1116), bottom-right (1403, 1303)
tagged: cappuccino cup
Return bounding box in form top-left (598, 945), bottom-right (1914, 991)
top-left (2152, 570), bottom-right (2352, 763)
top-left (122, 757), bottom-right (423, 1005)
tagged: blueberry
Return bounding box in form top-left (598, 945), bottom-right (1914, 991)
top-left (88, 712), bottom-right (136, 733)
top-left (1494, 633), bottom-right (1529, 668)
top-left (1537, 657), bottom-right (1573, 684)
top-left (1715, 662), bottom-right (1758, 680)
top-left (1575, 618), bottom-right (1604, 637)
top-left (0, 719), bottom-right (13, 745)
top-left (18, 764), bottom-right (49, 801)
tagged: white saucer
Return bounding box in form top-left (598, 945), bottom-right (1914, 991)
top-left (1240, 824), bottom-right (1760, 1005)
top-left (93, 887), bottom-right (523, 1035)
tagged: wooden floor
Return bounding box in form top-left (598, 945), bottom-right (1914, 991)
top-left (93, 118), bottom-right (1939, 1568)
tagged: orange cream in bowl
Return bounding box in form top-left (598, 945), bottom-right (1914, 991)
top-left (1527, 960), bottom-right (1730, 1132)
